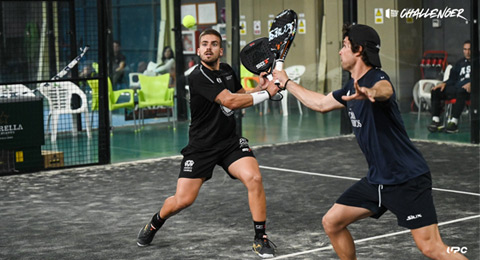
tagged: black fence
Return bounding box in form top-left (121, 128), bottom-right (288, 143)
top-left (0, 0), bottom-right (111, 174)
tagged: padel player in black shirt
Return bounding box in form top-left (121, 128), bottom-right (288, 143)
top-left (137, 29), bottom-right (279, 259)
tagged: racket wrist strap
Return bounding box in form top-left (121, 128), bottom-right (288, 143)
top-left (278, 79), bottom-right (291, 91)
top-left (251, 90), bottom-right (271, 105)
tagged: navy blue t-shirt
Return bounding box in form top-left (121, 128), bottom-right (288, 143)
top-left (332, 69), bottom-right (429, 185)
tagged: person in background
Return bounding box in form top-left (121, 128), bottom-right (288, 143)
top-left (155, 46), bottom-right (175, 75)
top-left (428, 40), bottom-right (471, 133)
top-left (111, 40), bottom-right (126, 89)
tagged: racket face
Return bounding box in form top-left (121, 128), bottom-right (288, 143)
top-left (240, 37), bottom-right (275, 75)
top-left (269, 9), bottom-right (297, 60)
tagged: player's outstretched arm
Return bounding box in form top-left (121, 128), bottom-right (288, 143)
top-left (272, 70), bottom-right (343, 113)
top-left (215, 76), bottom-right (279, 110)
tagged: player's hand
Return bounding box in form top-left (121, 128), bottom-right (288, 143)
top-left (432, 82), bottom-right (446, 92)
top-left (342, 81), bottom-right (376, 102)
top-left (265, 77), bottom-right (280, 97)
top-left (258, 72), bottom-right (269, 90)
top-left (272, 70), bottom-right (289, 88)
top-left (462, 82), bottom-right (471, 93)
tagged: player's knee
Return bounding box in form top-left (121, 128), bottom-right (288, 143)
top-left (417, 239), bottom-right (446, 259)
top-left (322, 213), bottom-right (340, 235)
top-left (243, 171), bottom-right (263, 187)
top-left (417, 243), bottom-right (436, 258)
top-left (175, 196), bottom-right (195, 210)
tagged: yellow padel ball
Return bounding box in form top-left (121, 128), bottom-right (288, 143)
top-left (182, 15), bottom-right (196, 29)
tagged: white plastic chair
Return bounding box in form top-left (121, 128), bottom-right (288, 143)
top-left (414, 64), bottom-right (452, 120)
top-left (128, 72), bottom-right (142, 90)
top-left (0, 84), bottom-right (35, 98)
top-left (38, 81), bottom-right (91, 142)
top-left (284, 65), bottom-right (306, 116)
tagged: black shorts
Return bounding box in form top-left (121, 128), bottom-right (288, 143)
top-left (336, 173), bottom-right (438, 229)
top-left (179, 137), bottom-right (255, 181)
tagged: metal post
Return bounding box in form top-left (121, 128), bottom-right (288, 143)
top-left (97, 0), bottom-right (111, 164)
top-left (340, 0), bottom-right (356, 135)
top-left (470, 0), bottom-right (479, 144)
top-left (231, 0), bottom-right (242, 136)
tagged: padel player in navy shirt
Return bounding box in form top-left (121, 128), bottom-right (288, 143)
top-left (273, 24), bottom-right (468, 260)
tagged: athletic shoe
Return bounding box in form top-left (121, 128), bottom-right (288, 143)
top-left (252, 234), bottom-right (276, 258)
top-left (137, 222), bottom-right (158, 247)
top-left (445, 122), bottom-right (459, 133)
top-left (427, 121), bottom-right (443, 132)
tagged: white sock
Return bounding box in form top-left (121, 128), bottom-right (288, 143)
top-left (432, 116), bottom-right (440, 123)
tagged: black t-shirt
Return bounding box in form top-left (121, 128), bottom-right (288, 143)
top-left (332, 69), bottom-right (429, 184)
top-left (185, 63), bottom-right (243, 150)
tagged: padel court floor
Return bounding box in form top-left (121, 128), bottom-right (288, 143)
top-left (1, 136), bottom-right (478, 259)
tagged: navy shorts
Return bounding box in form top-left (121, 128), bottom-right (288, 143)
top-left (336, 173), bottom-right (438, 229)
top-left (179, 137), bottom-right (255, 181)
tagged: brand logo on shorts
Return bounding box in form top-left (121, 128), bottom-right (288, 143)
top-left (239, 138), bottom-right (249, 148)
top-left (239, 138), bottom-right (251, 152)
top-left (406, 214), bottom-right (422, 221)
top-left (184, 160), bottom-right (194, 172)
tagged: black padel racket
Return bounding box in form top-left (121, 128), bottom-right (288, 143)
top-left (240, 37), bottom-right (275, 76)
top-left (240, 37), bottom-right (282, 100)
top-left (269, 9), bottom-right (297, 72)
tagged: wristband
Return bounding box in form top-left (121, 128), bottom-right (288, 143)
top-left (251, 90), bottom-right (271, 105)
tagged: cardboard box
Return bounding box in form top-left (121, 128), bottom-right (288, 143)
top-left (42, 150), bottom-right (64, 169)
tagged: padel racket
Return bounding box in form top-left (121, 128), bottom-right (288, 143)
top-left (240, 37), bottom-right (282, 100)
top-left (269, 9), bottom-right (297, 72)
top-left (41, 45), bottom-right (90, 87)
top-left (240, 37), bottom-right (275, 76)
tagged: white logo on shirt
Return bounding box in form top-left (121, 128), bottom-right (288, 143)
top-left (348, 110), bottom-right (362, 128)
top-left (216, 78), bottom-right (222, 83)
top-left (220, 105), bottom-right (234, 116)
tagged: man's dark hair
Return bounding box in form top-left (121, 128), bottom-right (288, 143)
top-left (199, 29), bottom-right (222, 48)
top-left (464, 40), bottom-right (471, 45)
top-left (342, 24), bottom-right (373, 67)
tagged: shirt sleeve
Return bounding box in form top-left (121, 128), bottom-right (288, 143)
top-left (232, 69), bottom-right (243, 93)
top-left (332, 88), bottom-right (347, 106)
top-left (444, 60), bottom-right (460, 86)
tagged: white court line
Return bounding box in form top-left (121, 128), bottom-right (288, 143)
top-left (260, 165), bottom-right (480, 197)
top-left (271, 214), bottom-right (480, 259)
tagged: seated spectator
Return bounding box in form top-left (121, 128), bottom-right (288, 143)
top-left (154, 46), bottom-right (175, 75)
top-left (111, 41), bottom-right (126, 89)
top-left (428, 40), bottom-right (471, 133)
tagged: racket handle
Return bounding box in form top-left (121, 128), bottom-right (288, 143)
top-left (275, 60), bottom-right (284, 71)
top-left (274, 60), bottom-right (284, 86)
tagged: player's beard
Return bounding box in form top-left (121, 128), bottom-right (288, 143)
top-left (202, 59), bottom-right (218, 67)
top-left (200, 51), bottom-right (220, 68)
